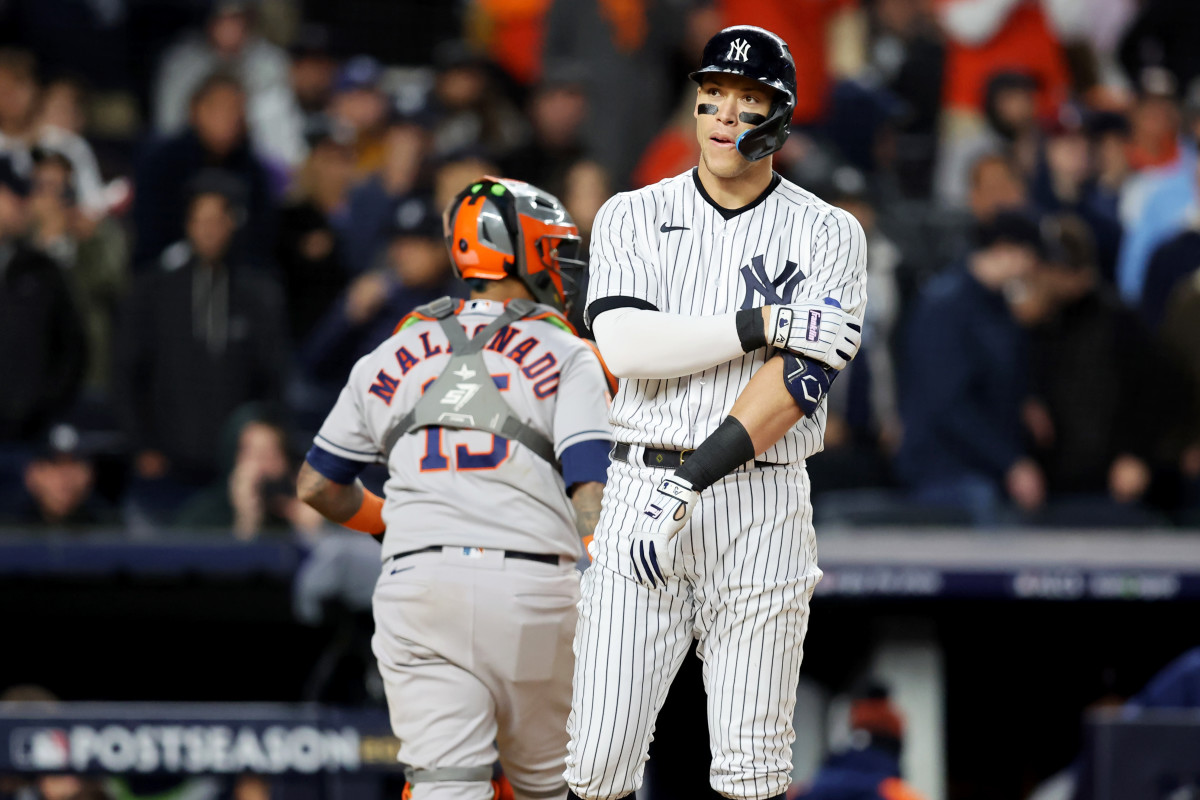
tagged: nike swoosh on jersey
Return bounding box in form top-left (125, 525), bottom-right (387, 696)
top-left (659, 223), bottom-right (690, 232)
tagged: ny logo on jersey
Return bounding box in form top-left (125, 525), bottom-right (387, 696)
top-left (739, 254), bottom-right (805, 309)
top-left (726, 38), bottom-right (751, 62)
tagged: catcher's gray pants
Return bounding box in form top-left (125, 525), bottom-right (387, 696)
top-left (565, 460), bottom-right (821, 800)
top-left (373, 548), bottom-right (579, 800)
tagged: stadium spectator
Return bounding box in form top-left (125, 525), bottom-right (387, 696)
top-left (561, 159), bottom-right (609, 245)
top-left (328, 55), bottom-right (390, 178)
top-left (176, 405), bottom-right (322, 537)
top-left (936, 70), bottom-right (1041, 208)
top-left (153, 0), bottom-right (303, 169)
top-left (712, 0), bottom-right (864, 127)
top-left (32, 75), bottom-right (112, 221)
top-left (1118, 0), bottom-right (1200, 98)
top-left (10, 422), bottom-right (112, 527)
top-left (1030, 105), bottom-right (1123, 284)
top-left (934, 151), bottom-right (1031, 267)
top-left (0, 48), bottom-right (37, 153)
top-left (115, 174), bottom-right (287, 526)
top-left (543, 0), bottom-right (683, 188)
top-left (0, 152), bottom-right (87, 445)
top-left (1123, 68), bottom-right (1184, 192)
top-left (432, 152), bottom-right (499, 213)
top-left (299, 196), bottom-right (461, 392)
top-left (936, 0), bottom-right (1072, 120)
top-left (132, 72), bottom-right (275, 269)
top-left (287, 25), bottom-right (339, 133)
top-left (1089, 111), bottom-right (1132, 221)
top-left (1140, 163), bottom-right (1200, 331)
top-left (811, 169), bottom-right (904, 496)
top-left (863, 0), bottom-right (946, 198)
top-left (275, 119), bottom-right (355, 342)
top-left (472, 0), bottom-right (555, 87)
top-left (1014, 216), bottom-right (1166, 524)
top-left (1113, 76), bottom-right (1200, 305)
top-left (425, 41), bottom-right (527, 163)
top-left (794, 684), bottom-right (926, 800)
top-left (896, 211), bottom-right (1044, 524)
top-left (343, 109), bottom-right (432, 274)
top-left (27, 149), bottom-right (128, 395)
top-left (631, 92), bottom-right (703, 190)
top-left (1158, 273), bottom-right (1200, 519)
top-left (969, 151), bottom-right (1031, 224)
top-left (502, 61), bottom-right (589, 198)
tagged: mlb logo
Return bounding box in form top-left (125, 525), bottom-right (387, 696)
top-left (11, 728), bottom-right (70, 770)
top-left (460, 547), bottom-right (485, 558)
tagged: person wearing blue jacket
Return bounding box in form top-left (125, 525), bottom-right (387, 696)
top-left (896, 212), bottom-right (1045, 524)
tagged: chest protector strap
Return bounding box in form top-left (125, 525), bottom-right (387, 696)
top-left (381, 297), bottom-right (560, 468)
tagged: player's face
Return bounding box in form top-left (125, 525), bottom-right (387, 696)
top-left (694, 75), bottom-right (772, 179)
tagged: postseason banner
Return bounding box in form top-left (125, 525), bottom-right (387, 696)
top-left (0, 704), bottom-right (404, 775)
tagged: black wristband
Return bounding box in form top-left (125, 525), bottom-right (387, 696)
top-left (736, 307), bottom-right (767, 352)
top-left (675, 416), bottom-right (757, 492)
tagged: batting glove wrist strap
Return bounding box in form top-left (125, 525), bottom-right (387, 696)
top-left (781, 353), bottom-right (834, 419)
top-left (770, 299), bottom-right (863, 371)
top-left (736, 307), bottom-right (768, 352)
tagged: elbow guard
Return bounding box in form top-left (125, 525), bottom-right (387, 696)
top-left (781, 353), bottom-right (835, 418)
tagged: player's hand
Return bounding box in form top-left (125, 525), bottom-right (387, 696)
top-left (1006, 458), bottom-right (1045, 512)
top-left (629, 475), bottom-right (699, 589)
top-left (345, 272), bottom-right (391, 325)
top-left (1108, 454), bottom-right (1151, 504)
top-left (766, 299), bottom-right (862, 370)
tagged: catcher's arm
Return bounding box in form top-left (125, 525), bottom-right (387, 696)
top-left (570, 480), bottom-right (605, 558)
top-left (297, 460), bottom-right (386, 541)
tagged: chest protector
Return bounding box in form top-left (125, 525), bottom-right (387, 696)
top-left (381, 296), bottom-right (559, 468)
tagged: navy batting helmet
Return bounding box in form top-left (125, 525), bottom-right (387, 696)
top-left (690, 25), bottom-right (797, 162)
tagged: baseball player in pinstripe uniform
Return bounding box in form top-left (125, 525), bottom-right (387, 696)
top-left (297, 178), bottom-right (613, 800)
top-left (565, 26), bottom-right (868, 800)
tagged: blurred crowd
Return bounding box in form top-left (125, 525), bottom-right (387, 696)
top-left (0, 0), bottom-right (1198, 534)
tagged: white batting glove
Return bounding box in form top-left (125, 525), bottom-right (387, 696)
top-left (629, 475), bottom-right (699, 589)
top-left (767, 299), bottom-right (863, 370)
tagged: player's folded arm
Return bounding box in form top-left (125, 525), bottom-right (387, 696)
top-left (589, 303), bottom-right (770, 379)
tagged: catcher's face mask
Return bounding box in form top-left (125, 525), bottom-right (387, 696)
top-left (442, 176), bottom-right (583, 311)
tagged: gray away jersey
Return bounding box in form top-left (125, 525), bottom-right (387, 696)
top-left (314, 299), bottom-right (613, 561)
top-left (585, 168), bottom-right (868, 464)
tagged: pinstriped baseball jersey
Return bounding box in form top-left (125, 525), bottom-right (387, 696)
top-left (565, 166), bottom-right (869, 800)
top-left (585, 168), bottom-right (867, 463)
top-left (313, 298), bottom-right (613, 561)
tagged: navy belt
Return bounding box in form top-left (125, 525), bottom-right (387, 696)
top-left (611, 442), bottom-right (782, 470)
top-left (388, 545), bottom-right (560, 565)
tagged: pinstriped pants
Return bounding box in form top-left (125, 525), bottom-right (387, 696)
top-left (565, 458), bottom-right (821, 800)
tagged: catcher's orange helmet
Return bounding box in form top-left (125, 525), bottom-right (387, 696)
top-left (443, 176), bottom-right (583, 311)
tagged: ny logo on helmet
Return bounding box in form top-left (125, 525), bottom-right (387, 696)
top-left (726, 39), bottom-right (751, 62)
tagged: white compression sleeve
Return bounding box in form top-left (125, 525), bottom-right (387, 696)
top-left (591, 307), bottom-right (749, 379)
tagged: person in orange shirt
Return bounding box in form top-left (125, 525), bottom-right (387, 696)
top-left (715, 0), bottom-right (861, 126)
top-left (936, 0), bottom-right (1071, 120)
